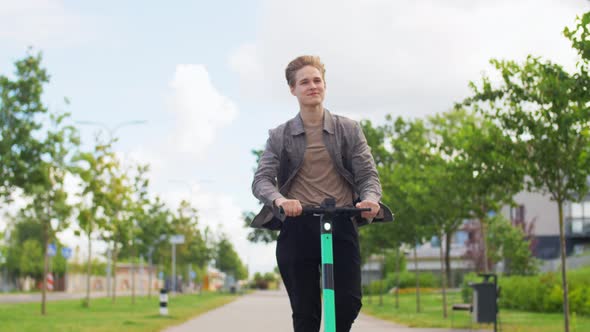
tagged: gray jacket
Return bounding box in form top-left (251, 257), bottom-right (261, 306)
top-left (251, 109), bottom-right (393, 229)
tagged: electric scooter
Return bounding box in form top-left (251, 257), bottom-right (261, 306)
top-left (280, 198), bottom-right (371, 332)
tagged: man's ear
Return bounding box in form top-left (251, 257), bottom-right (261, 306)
top-left (290, 85), bottom-right (296, 96)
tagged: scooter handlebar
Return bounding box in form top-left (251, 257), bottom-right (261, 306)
top-left (278, 206), bottom-right (371, 219)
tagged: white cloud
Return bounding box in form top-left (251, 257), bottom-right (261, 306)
top-left (228, 43), bottom-right (266, 99)
top-left (167, 64), bottom-right (238, 159)
top-left (0, 0), bottom-right (96, 48)
top-left (230, 0), bottom-right (588, 119)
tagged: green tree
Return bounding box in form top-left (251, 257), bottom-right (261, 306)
top-left (26, 112), bottom-right (77, 315)
top-left (1, 51), bottom-right (79, 315)
top-left (243, 210), bottom-right (278, 244)
top-left (0, 51), bottom-right (47, 203)
top-left (19, 240), bottom-right (44, 278)
top-left (4, 212), bottom-right (42, 278)
top-left (126, 164), bottom-right (151, 305)
top-left (135, 196), bottom-right (172, 298)
top-left (362, 117), bottom-right (437, 312)
top-left (4, 211), bottom-right (68, 281)
top-left (438, 108), bottom-right (525, 272)
top-left (168, 200), bottom-right (211, 282)
top-left (243, 149), bottom-right (278, 244)
top-left (214, 233), bottom-right (247, 280)
top-left (72, 140), bottom-right (116, 307)
top-left (99, 153), bottom-right (133, 304)
top-left (486, 214), bottom-right (539, 276)
top-left (464, 13), bottom-right (590, 331)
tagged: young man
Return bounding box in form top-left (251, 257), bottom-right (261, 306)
top-left (251, 55), bottom-right (393, 332)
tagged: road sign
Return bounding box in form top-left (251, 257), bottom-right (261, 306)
top-left (158, 271), bottom-right (164, 280)
top-left (189, 270), bottom-right (196, 280)
top-left (169, 235), bottom-right (185, 244)
top-left (61, 247), bottom-right (72, 259)
top-left (47, 244), bottom-right (56, 257)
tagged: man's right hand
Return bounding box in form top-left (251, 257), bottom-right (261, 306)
top-left (274, 198), bottom-right (303, 217)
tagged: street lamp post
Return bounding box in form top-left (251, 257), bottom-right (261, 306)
top-left (76, 119), bottom-right (147, 298)
top-left (169, 235), bottom-right (185, 295)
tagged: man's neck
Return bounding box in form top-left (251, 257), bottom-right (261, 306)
top-left (300, 105), bottom-right (324, 127)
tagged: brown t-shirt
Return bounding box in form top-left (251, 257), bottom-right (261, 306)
top-left (286, 122), bottom-right (354, 207)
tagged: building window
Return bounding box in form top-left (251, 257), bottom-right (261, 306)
top-left (570, 201), bottom-right (590, 219)
top-left (510, 205), bottom-right (526, 225)
top-left (569, 200), bottom-right (590, 235)
top-left (430, 231), bottom-right (468, 249)
top-left (571, 202), bottom-right (584, 218)
top-left (454, 231), bottom-right (468, 247)
top-left (430, 236), bottom-right (440, 248)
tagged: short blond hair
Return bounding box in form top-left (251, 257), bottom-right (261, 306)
top-left (285, 55), bottom-right (326, 88)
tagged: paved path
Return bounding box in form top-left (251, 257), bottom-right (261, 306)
top-left (0, 291), bottom-right (135, 303)
top-left (164, 290), bottom-right (477, 332)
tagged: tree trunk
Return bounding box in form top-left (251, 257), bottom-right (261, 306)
top-left (111, 243), bottom-right (118, 304)
top-left (414, 245), bottom-right (420, 313)
top-left (439, 232), bottom-right (448, 319)
top-left (85, 220), bottom-right (92, 307)
top-left (41, 217), bottom-right (48, 315)
top-left (480, 217), bottom-right (489, 273)
top-left (558, 200), bottom-right (570, 332)
top-left (445, 231), bottom-right (452, 287)
top-left (368, 263), bottom-right (372, 305)
top-left (131, 248), bottom-right (136, 305)
top-left (379, 247), bottom-right (384, 306)
top-left (395, 247), bottom-right (400, 309)
top-left (148, 254), bottom-right (153, 299)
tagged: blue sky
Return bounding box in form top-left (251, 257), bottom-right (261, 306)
top-left (1, 0), bottom-right (589, 274)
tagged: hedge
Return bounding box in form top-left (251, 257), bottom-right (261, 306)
top-left (461, 267), bottom-right (590, 316)
top-left (364, 271), bottom-right (439, 295)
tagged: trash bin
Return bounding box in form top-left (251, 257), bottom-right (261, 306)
top-left (471, 281), bottom-right (497, 323)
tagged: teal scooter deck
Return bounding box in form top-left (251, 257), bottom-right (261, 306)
top-left (281, 198), bottom-right (370, 332)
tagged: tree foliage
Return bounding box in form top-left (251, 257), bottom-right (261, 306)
top-left (214, 233), bottom-right (248, 280)
top-left (486, 214), bottom-right (539, 276)
top-left (462, 12), bottom-right (590, 331)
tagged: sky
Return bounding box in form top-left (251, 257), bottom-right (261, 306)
top-left (1, 0), bottom-right (589, 275)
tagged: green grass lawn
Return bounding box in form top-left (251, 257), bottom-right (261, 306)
top-left (0, 292), bottom-right (237, 332)
top-left (362, 290), bottom-right (590, 332)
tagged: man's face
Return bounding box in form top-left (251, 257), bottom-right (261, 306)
top-left (290, 65), bottom-right (325, 107)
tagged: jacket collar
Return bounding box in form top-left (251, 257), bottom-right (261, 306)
top-left (290, 108), bottom-right (335, 136)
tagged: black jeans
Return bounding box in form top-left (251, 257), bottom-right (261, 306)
top-left (276, 214), bottom-right (362, 332)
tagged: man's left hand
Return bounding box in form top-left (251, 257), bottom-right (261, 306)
top-left (355, 200), bottom-right (380, 220)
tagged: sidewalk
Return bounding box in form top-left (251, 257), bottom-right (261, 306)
top-left (163, 290), bottom-right (477, 332)
top-left (0, 290), bottom-right (136, 303)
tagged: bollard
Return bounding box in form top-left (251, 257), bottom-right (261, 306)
top-left (160, 288), bottom-right (168, 315)
top-left (46, 273), bottom-right (54, 291)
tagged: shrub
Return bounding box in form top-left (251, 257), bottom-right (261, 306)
top-left (460, 272), bottom-right (479, 303)
top-left (364, 271), bottom-right (439, 295)
top-left (461, 267), bottom-right (590, 316)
